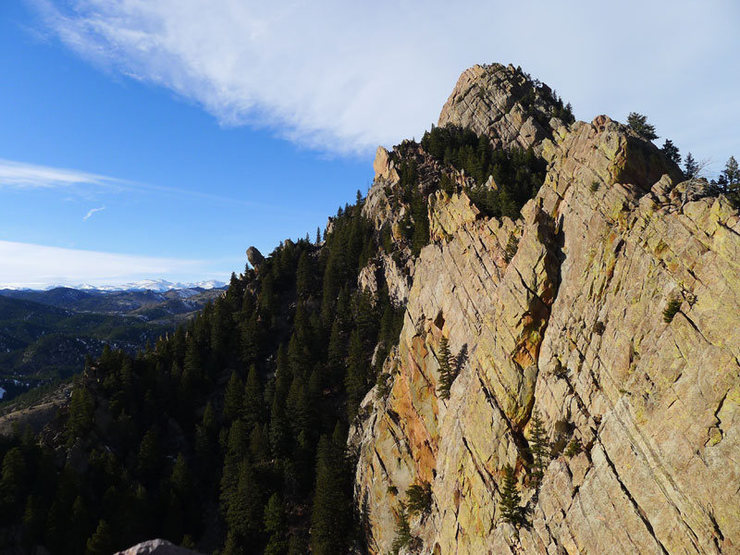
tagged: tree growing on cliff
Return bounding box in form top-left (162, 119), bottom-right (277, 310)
top-left (528, 409), bottom-right (550, 488)
top-left (390, 503), bottom-right (416, 555)
top-left (499, 465), bottom-right (524, 527)
top-left (406, 481), bottom-right (432, 516)
top-left (627, 112), bottom-right (658, 141)
top-left (436, 336), bottom-right (456, 400)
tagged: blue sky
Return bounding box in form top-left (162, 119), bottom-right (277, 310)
top-left (1, 0), bottom-right (738, 288)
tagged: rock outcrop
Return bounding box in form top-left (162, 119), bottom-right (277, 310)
top-left (115, 539), bottom-right (201, 555)
top-left (352, 66), bottom-right (739, 554)
top-left (246, 246), bottom-right (265, 269)
top-left (438, 63), bottom-right (568, 153)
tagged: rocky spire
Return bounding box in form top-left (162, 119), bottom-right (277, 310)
top-left (438, 63), bottom-right (570, 153)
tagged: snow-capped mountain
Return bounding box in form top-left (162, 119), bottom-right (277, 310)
top-left (72, 279), bottom-right (226, 292)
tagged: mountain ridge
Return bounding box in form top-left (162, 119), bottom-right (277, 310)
top-left (0, 63), bottom-right (737, 554)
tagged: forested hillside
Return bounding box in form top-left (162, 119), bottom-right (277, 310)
top-left (0, 193), bottom-right (406, 554)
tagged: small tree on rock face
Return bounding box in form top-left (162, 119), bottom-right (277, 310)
top-left (528, 409), bottom-right (550, 488)
top-left (660, 139), bottom-right (681, 166)
top-left (436, 336), bottom-right (456, 400)
top-left (390, 503), bottom-right (415, 555)
top-left (406, 481), bottom-right (432, 516)
top-left (499, 465), bottom-right (524, 527)
top-left (627, 112), bottom-right (658, 141)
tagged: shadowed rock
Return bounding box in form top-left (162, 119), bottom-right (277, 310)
top-left (246, 246), bottom-right (265, 269)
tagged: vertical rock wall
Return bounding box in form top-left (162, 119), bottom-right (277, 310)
top-left (352, 112), bottom-right (739, 553)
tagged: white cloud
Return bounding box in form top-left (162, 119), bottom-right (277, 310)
top-left (0, 157), bottom-right (271, 208)
top-left (0, 240), bottom-right (212, 289)
top-left (31, 0), bottom-right (740, 163)
top-left (0, 158), bottom-right (116, 189)
top-left (83, 206), bottom-right (106, 220)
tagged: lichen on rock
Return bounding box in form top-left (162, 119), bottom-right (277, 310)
top-left (352, 64), bottom-right (740, 554)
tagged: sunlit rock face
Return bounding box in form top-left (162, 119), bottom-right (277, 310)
top-left (352, 65), bottom-right (739, 554)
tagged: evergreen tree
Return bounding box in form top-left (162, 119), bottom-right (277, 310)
top-left (86, 519), bottom-right (115, 555)
top-left (684, 152), bottom-right (699, 178)
top-left (528, 409), bottom-right (550, 488)
top-left (225, 461), bottom-right (263, 545)
top-left (627, 112), bottom-right (658, 140)
top-left (406, 481), bottom-right (432, 516)
top-left (436, 336), bottom-right (456, 400)
top-left (390, 503), bottom-right (414, 555)
top-left (243, 364), bottom-right (264, 427)
top-left (499, 465), bottom-right (524, 526)
top-left (223, 371), bottom-right (244, 423)
top-left (22, 495), bottom-right (46, 548)
top-left (723, 156), bottom-right (739, 187)
top-left (263, 493), bottom-right (288, 555)
top-left (723, 156), bottom-right (740, 207)
top-left (310, 435), bottom-right (349, 554)
top-left (170, 453), bottom-right (191, 500)
top-left (136, 427), bottom-right (162, 483)
top-left (660, 139), bottom-right (681, 165)
top-left (0, 447), bottom-right (26, 513)
top-left (296, 251), bottom-right (313, 298)
top-left (345, 329), bottom-right (367, 421)
top-left (67, 383), bottom-right (94, 440)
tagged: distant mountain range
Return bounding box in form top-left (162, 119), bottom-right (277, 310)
top-left (0, 282), bottom-right (226, 402)
top-left (2, 278), bottom-right (226, 293)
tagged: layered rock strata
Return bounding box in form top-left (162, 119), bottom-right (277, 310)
top-left (352, 69), bottom-right (739, 554)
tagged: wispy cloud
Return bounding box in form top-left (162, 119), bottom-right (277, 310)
top-left (0, 157), bottom-right (272, 208)
top-left (83, 206), bottom-right (105, 220)
top-left (0, 158), bottom-right (116, 189)
top-left (30, 0), bottom-right (740, 162)
top-left (0, 240), bottom-right (215, 289)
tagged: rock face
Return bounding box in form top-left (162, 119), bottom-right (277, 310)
top-left (115, 539), bottom-right (201, 555)
top-left (438, 63), bottom-right (567, 153)
top-left (246, 246), bottom-right (265, 269)
top-left (352, 67), bottom-right (739, 554)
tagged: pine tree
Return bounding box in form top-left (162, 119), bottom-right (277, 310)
top-left (684, 152), bottom-right (699, 178)
top-left (660, 139), bottom-right (681, 165)
top-left (223, 371), bottom-right (244, 423)
top-left (264, 493), bottom-right (288, 555)
top-left (67, 383), bottom-right (94, 440)
top-left (296, 251), bottom-right (313, 298)
top-left (225, 461), bottom-right (263, 545)
top-left (499, 465), bottom-right (523, 526)
top-left (170, 453), bottom-right (191, 500)
top-left (723, 155), bottom-right (740, 208)
top-left (390, 503), bottom-right (414, 554)
top-left (0, 447), bottom-right (26, 513)
top-left (436, 336), bottom-right (456, 400)
top-left (136, 428), bottom-right (162, 483)
top-left (528, 409), bottom-right (550, 488)
top-left (86, 519), bottom-right (114, 555)
top-left (406, 481), bottom-right (432, 516)
top-left (310, 435), bottom-right (349, 555)
top-left (22, 494), bottom-right (46, 548)
top-left (243, 365), bottom-right (264, 427)
top-left (627, 112), bottom-right (658, 140)
top-left (345, 329), bottom-right (367, 421)
top-left (723, 156), bottom-right (739, 187)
